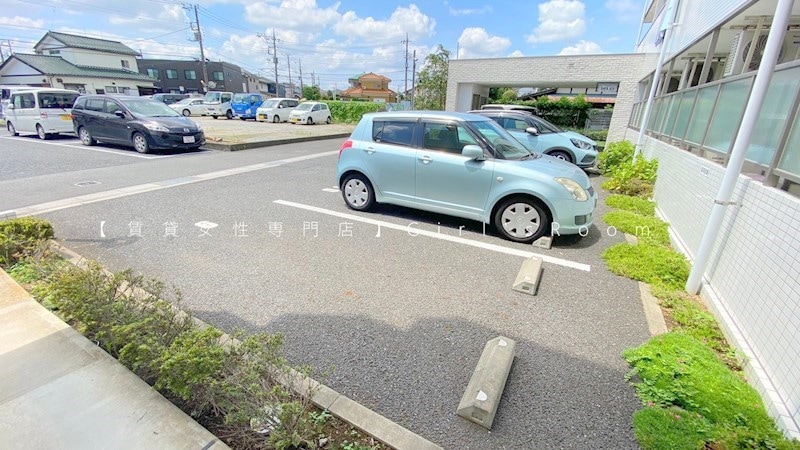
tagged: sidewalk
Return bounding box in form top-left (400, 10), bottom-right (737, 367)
top-left (0, 269), bottom-right (229, 450)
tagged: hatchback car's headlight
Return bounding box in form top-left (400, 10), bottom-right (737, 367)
top-left (143, 122), bottom-right (169, 132)
top-left (571, 138), bottom-right (593, 150)
top-left (554, 177), bottom-right (588, 201)
top-left (193, 121), bottom-right (202, 131)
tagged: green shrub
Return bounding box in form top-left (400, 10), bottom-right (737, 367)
top-left (602, 154), bottom-right (658, 198)
top-left (0, 217), bottom-right (54, 267)
top-left (606, 195), bottom-right (656, 216)
top-left (323, 101), bottom-right (384, 124)
top-left (602, 243), bottom-right (689, 290)
top-left (598, 140), bottom-right (635, 174)
top-left (625, 333), bottom-right (794, 449)
top-left (156, 327), bottom-right (226, 403)
top-left (603, 210), bottom-right (670, 247)
top-left (584, 129), bottom-right (608, 142)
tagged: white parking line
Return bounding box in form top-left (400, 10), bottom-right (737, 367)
top-left (6, 150), bottom-right (339, 217)
top-left (0, 136), bottom-right (205, 159)
top-left (273, 199), bottom-right (591, 272)
top-left (321, 188), bottom-right (339, 193)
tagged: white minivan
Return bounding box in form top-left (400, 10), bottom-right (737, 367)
top-left (256, 97), bottom-right (299, 123)
top-left (6, 88), bottom-right (80, 139)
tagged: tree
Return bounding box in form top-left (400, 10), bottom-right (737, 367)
top-left (500, 89), bottom-right (518, 103)
top-left (415, 44), bottom-right (450, 111)
top-left (302, 85), bottom-right (321, 100)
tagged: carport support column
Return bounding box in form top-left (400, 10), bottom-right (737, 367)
top-left (634, 0), bottom-right (677, 157)
top-left (686, 0), bottom-right (793, 294)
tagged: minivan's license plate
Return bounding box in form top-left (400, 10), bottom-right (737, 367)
top-left (60, 115), bottom-right (71, 121)
top-left (183, 136), bottom-right (195, 143)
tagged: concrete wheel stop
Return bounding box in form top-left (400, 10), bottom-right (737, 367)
top-left (456, 336), bottom-right (517, 429)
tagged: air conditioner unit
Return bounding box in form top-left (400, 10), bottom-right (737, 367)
top-left (723, 29), bottom-right (800, 77)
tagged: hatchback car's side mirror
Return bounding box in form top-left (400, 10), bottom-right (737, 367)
top-left (526, 126), bottom-right (539, 136)
top-left (462, 144), bottom-right (485, 161)
top-left (114, 111), bottom-right (125, 118)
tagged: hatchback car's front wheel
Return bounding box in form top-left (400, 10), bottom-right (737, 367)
top-left (549, 150), bottom-right (573, 163)
top-left (307, 117), bottom-right (313, 125)
top-left (132, 132), bottom-right (150, 154)
top-left (78, 126), bottom-right (95, 146)
top-left (182, 109), bottom-right (191, 117)
top-left (36, 124), bottom-right (50, 140)
top-left (494, 197), bottom-right (550, 243)
top-left (273, 115), bottom-right (280, 123)
top-left (7, 122), bottom-right (18, 136)
top-left (341, 174), bottom-right (375, 211)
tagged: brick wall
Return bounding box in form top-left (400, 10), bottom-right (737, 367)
top-left (641, 134), bottom-right (800, 439)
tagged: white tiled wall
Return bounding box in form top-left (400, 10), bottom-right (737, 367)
top-left (641, 134), bottom-right (800, 439)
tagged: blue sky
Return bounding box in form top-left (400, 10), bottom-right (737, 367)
top-left (0, 0), bottom-right (644, 90)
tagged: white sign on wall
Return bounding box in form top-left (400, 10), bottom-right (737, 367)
top-left (597, 82), bottom-right (619, 95)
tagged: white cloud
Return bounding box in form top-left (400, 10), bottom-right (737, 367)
top-left (558, 40), bottom-right (604, 55)
top-left (333, 4), bottom-right (435, 42)
top-left (605, 0), bottom-right (641, 21)
top-left (0, 16), bottom-right (45, 28)
top-left (508, 50), bottom-right (525, 57)
top-left (526, 0), bottom-right (585, 44)
top-left (245, 0), bottom-right (342, 29)
top-left (457, 27), bottom-right (511, 59)
top-left (443, 1), bottom-right (493, 16)
top-left (109, 5), bottom-right (186, 26)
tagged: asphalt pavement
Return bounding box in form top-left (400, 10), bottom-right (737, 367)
top-left (3, 135), bottom-right (650, 449)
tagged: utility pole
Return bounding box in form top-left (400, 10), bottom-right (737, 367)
top-left (311, 71), bottom-right (316, 87)
top-left (187, 4), bottom-right (209, 93)
top-left (287, 54), bottom-right (292, 97)
top-left (298, 59), bottom-right (304, 92)
top-left (411, 50), bottom-right (417, 109)
top-left (257, 30), bottom-right (280, 96)
top-left (403, 33), bottom-right (409, 97)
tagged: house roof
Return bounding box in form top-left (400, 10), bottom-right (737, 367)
top-left (359, 72), bottom-right (391, 82)
top-left (35, 31), bottom-right (139, 56)
top-left (6, 54), bottom-right (156, 82)
top-left (339, 86), bottom-right (396, 98)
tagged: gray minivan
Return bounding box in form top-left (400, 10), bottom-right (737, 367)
top-left (6, 88), bottom-right (80, 139)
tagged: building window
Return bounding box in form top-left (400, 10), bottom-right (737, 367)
top-left (146, 68), bottom-right (158, 78)
top-left (184, 70), bottom-right (197, 80)
top-left (212, 71), bottom-right (224, 81)
top-left (121, 60), bottom-right (130, 69)
top-left (165, 69), bottom-right (179, 79)
top-left (48, 49), bottom-right (60, 55)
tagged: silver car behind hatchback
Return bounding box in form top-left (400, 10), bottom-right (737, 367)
top-left (335, 111), bottom-right (597, 243)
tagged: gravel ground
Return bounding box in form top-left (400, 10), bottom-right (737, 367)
top-left (37, 144), bottom-right (650, 449)
top-left (191, 116), bottom-right (355, 144)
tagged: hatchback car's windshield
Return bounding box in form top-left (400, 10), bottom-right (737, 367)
top-left (471, 119), bottom-right (533, 159)
top-left (39, 92), bottom-right (79, 109)
top-left (121, 99), bottom-right (180, 118)
top-left (204, 92), bottom-right (221, 103)
top-left (232, 94), bottom-right (248, 103)
top-left (534, 116), bottom-right (562, 133)
top-left (172, 98), bottom-right (194, 105)
top-left (261, 100), bottom-right (278, 108)
top-left (295, 103), bottom-right (313, 111)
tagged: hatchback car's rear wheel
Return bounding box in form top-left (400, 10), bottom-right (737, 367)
top-left (7, 122), bottom-right (18, 136)
top-left (341, 174), bottom-right (375, 211)
top-left (326, 116), bottom-right (332, 124)
top-left (182, 109), bottom-right (191, 117)
top-left (273, 115), bottom-right (280, 123)
top-left (36, 124), bottom-right (49, 140)
top-left (549, 150), bottom-right (573, 163)
top-left (494, 197), bottom-right (550, 243)
top-left (78, 126), bottom-right (95, 146)
top-left (132, 132), bottom-right (150, 154)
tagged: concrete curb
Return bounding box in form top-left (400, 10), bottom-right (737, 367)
top-left (51, 242), bottom-right (443, 450)
top-left (622, 233), bottom-right (668, 336)
top-left (203, 133), bottom-right (351, 151)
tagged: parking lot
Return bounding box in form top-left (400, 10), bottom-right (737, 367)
top-left (1, 133), bottom-right (651, 448)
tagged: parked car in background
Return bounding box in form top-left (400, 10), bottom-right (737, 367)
top-left (480, 104), bottom-right (537, 114)
top-left (71, 95), bottom-right (204, 154)
top-left (336, 111), bottom-right (596, 243)
top-left (470, 110), bottom-right (598, 168)
top-left (5, 88), bottom-right (80, 139)
top-left (169, 98), bottom-right (207, 117)
top-left (152, 93), bottom-right (189, 105)
top-left (231, 93), bottom-right (265, 121)
top-left (1, 85), bottom-right (34, 119)
top-left (289, 101), bottom-right (332, 125)
top-left (204, 91), bottom-right (234, 119)
top-left (256, 98), bottom-right (299, 123)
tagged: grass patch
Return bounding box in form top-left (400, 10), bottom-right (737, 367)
top-left (602, 243), bottom-right (689, 290)
top-left (606, 194), bottom-right (656, 216)
top-left (604, 210), bottom-right (670, 247)
top-left (625, 333), bottom-right (798, 450)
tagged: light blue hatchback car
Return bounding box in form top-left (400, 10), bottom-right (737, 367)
top-left (335, 112), bottom-right (597, 243)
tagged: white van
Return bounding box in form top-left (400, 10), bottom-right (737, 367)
top-left (203, 91), bottom-right (234, 119)
top-left (6, 89), bottom-right (80, 139)
top-left (256, 97), bottom-right (300, 123)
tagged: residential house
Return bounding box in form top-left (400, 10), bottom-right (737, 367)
top-left (242, 69), bottom-right (277, 97)
top-left (340, 72), bottom-right (396, 101)
top-left (0, 31), bottom-right (156, 95)
top-left (137, 59), bottom-right (245, 94)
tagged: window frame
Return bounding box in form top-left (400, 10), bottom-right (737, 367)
top-left (165, 69), bottom-right (179, 80)
top-left (372, 119), bottom-right (418, 148)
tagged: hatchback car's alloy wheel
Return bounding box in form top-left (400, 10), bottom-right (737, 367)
top-left (273, 115), bottom-right (280, 123)
top-left (182, 109), bottom-right (191, 117)
top-left (132, 132), bottom-right (150, 154)
top-left (307, 117), bottom-right (313, 125)
top-left (326, 116), bottom-right (332, 124)
top-left (342, 174), bottom-right (375, 211)
top-left (78, 127), bottom-right (95, 146)
top-left (550, 150), bottom-right (572, 163)
top-left (495, 199), bottom-right (548, 243)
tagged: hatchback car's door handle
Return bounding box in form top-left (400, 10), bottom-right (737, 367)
top-left (419, 155), bottom-right (432, 164)
top-left (364, 147), bottom-right (375, 154)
